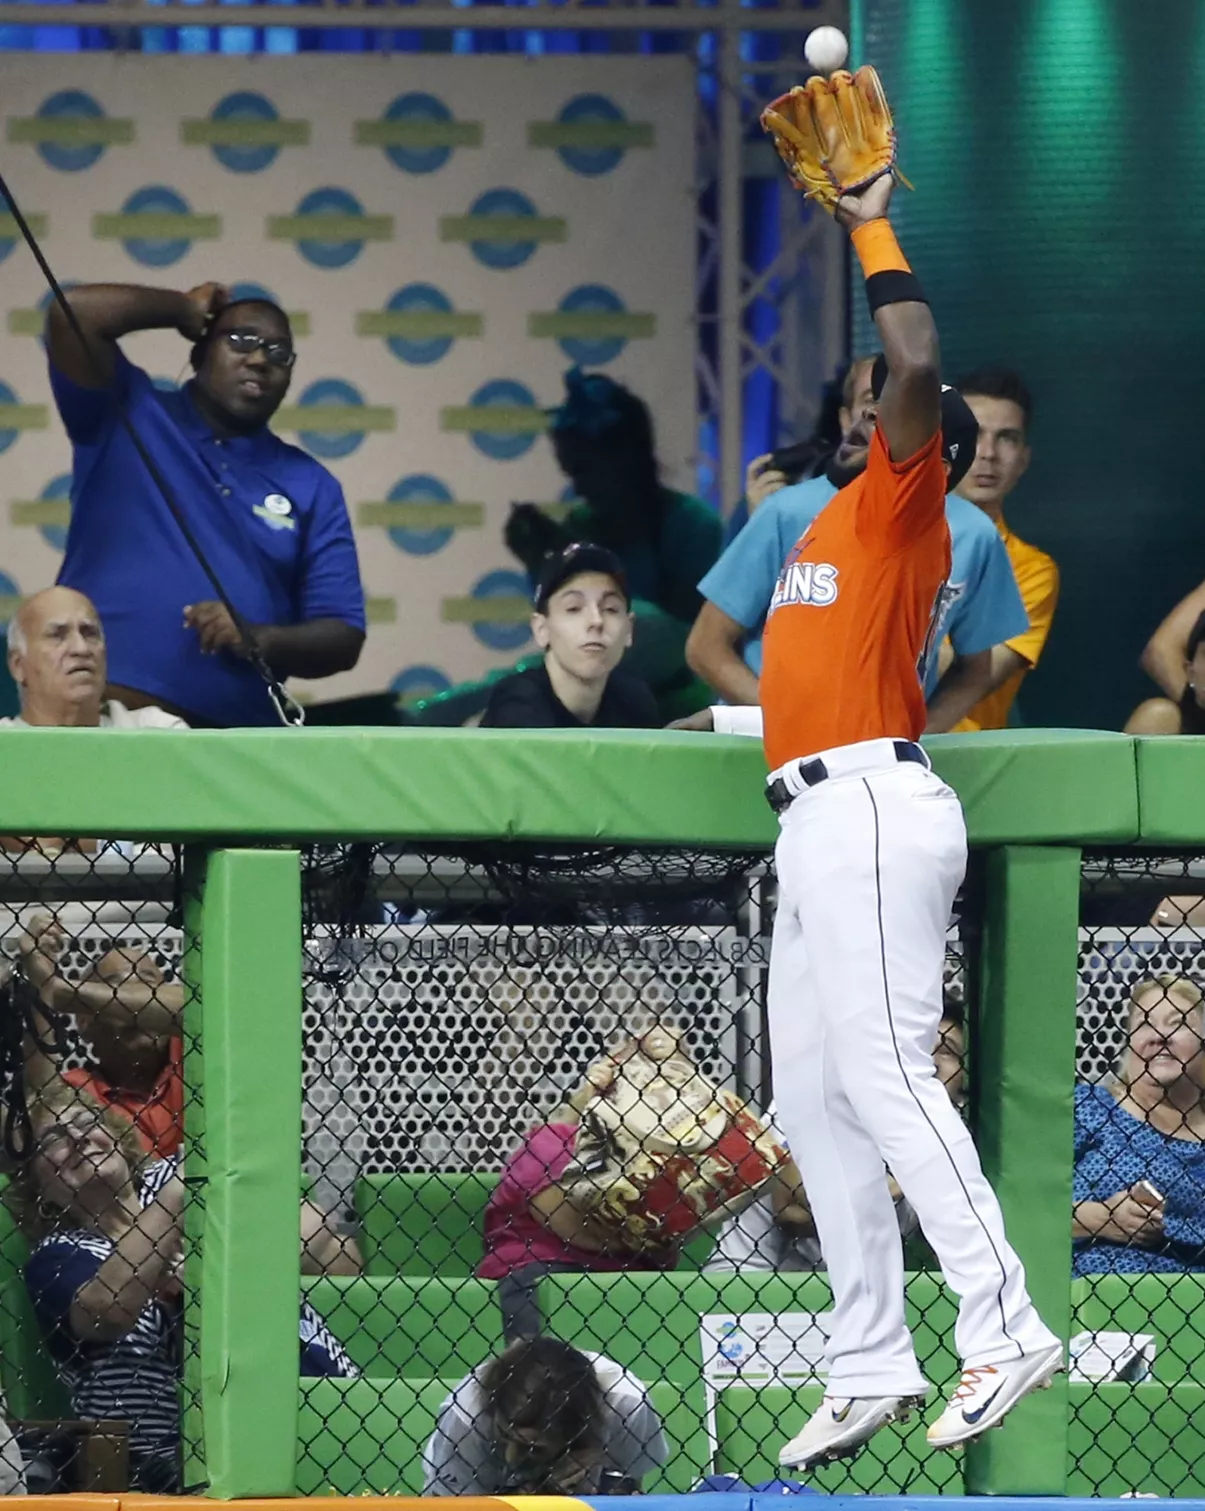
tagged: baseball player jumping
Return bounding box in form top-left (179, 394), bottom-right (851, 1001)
top-left (683, 69), bottom-right (1062, 1465)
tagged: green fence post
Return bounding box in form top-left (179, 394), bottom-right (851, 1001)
top-left (192, 847), bottom-right (302, 1498)
top-left (964, 844), bottom-right (1080, 1494)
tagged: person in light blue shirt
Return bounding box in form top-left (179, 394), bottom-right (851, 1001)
top-left (47, 281), bottom-right (366, 728)
top-left (686, 356), bottom-right (1028, 730)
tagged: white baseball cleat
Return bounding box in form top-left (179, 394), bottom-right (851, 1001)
top-left (926, 1343), bottom-right (1064, 1449)
top-left (778, 1394), bottom-right (920, 1468)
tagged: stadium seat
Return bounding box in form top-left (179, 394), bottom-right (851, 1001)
top-left (296, 1374), bottom-right (452, 1495)
top-left (302, 1275), bottom-right (503, 1378)
top-left (353, 1171), bottom-right (716, 1278)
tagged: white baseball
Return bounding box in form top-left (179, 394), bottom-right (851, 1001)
top-left (804, 25), bottom-right (849, 74)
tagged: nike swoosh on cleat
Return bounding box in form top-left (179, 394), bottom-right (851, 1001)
top-left (961, 1381), bottom-right (1006, 1424)
top-left (830, 1402), bottom-right (853, 1422)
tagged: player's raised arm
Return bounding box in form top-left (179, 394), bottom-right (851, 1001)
top-left (837, 178), bottom-right (940, 464)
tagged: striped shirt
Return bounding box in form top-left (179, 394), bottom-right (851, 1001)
top-left (25, 1158), bottom-right (355, 1455)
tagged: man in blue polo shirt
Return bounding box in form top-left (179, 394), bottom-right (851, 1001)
top-left (685, 355), bottom-right (1028, 730)
top-left (47, 281), bottom-right (365, 727)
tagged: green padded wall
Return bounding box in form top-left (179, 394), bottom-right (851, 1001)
top-left (851, 0), bottom-right (1205, 731)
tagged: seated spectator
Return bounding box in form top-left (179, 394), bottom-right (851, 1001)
top-left (47, 282), bottom-right (364, 728)
top-left (686, 356), bottom-right (1028, 731)
top-left (2, 587), bottom-right (185, 731)
top-left (950, 366), bottom-right (1060, 730)
top-left (423, 1336), bottom-right (667, 1495)
top-left (480, 545), bottom-right (658, 729)
top-left (1073, 975), bottom-right (1205, 1274)
top-left (5, 1083), bottom-right (356, 1491)
top-left (479, 1052), bottom-right (679, 1341)
top-left (505, 368), bottom-right (720, 697)
top-left (18, 915), bottom-right (358, 1274)
top-left (1127, 609), bottom-right (1205, 735)
top-left (707, 1001), bottom-right (966, 1270)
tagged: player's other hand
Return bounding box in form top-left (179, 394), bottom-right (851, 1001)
top-left (180, 282), bottom-right (229, 341)
top-left (667, 708), bottom-right (714, 732)
top-left (836, 171), bottom-right (894, 232)
top-left (746, 454), bottom-right (789, 511)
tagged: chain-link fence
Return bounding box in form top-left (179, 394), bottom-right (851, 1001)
top-left (1071, 851), bottom-right (1205, 1498)
top-left (0, 840), bottom-right (196, 1495)
top-left (7, 836), bottom-right (1205, 1497)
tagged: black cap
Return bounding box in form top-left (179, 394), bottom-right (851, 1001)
top-left (869, 356), bottom-right (980, 493)
top-left (533, 542), bottom-right (630, 613)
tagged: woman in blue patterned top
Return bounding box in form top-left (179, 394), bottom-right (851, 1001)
top-left (6, 1083), bottom-right (355, 1490)
top-left (1074, 974), bottom-right (1205, 1275)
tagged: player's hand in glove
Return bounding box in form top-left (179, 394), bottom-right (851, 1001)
top-left (760, 66), bottom-right (904, 216)
top-left (504, 502), bottom-right (569, 571)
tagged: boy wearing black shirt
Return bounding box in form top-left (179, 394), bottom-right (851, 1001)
top-left (481, 544), bottom-right (659, 729)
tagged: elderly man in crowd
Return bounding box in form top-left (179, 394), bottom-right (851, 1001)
top-left (47, 281), bottom-right (365, 728)
top-left (2, 587), bottom-right (185, 730)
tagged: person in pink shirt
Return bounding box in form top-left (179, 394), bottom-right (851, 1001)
top-left (479, 1054), bottom-right (679, 1339)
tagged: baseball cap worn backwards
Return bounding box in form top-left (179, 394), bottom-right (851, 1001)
top-left (869, 355), bottom-right (979, 493)
top-left (534, 543), bottom-right (630, 613)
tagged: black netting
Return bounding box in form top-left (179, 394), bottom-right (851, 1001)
top-left (293, 842), bottom-right (976, 1497)
top-left (1071, 851), bottom-right (1205, 1497)
top-left (0, 839), bottom-right (195, 1495)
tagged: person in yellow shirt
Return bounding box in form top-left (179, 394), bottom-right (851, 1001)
top-left (949, 367), bottom-right (1060, 731)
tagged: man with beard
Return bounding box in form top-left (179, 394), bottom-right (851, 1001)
top-left (686, 354), bottom-right (1028, 732)
top-left (46, 282), bottom-right (365, 727)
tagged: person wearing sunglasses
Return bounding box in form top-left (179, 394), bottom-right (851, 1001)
top-left (44, 282), bottom-right (365, 728)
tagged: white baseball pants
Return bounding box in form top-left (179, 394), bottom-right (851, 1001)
top-left (767, 738), bottom-right (1057, 1397)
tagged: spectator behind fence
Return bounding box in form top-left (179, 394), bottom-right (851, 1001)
top-left (504, 368), bottom-right (721, 696)
top-left (1127, 608), bottom-right (1205, 735)
top-left (479, 545), bottom-right (658, 730)
top-left (17, 914), bottom-right (360, 1276)
top-left (1, 588), bottom-right (185, 732)
top-left (423, 1336), bottom-right (667, 1495)
top-left (5, 1083), bottom-right (356, 1492)
top-left (21, 914), bottom-right (184, 1158)
top-left (1073, 975), bottom-right (1205, 1274)
top-left (686, 354), bottom-right (1029, 731)
top-left (479, 1050), bottom-right (678, 1342)
top-left (707, 1001), bottom-right (966, 1271)
top-left (949, 366), bottom-right (1059, 729)
top-left (47, 282), bottom-right (365, 728)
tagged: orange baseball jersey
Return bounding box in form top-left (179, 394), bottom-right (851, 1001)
top-left (954, 520), bottom-right (1059, 732)
top-left (760, 426), bottom-right (951, 771)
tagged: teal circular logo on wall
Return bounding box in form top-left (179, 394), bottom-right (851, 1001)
top-left (385, 474), bottom-right (456, 556)
top-left (120, 186), bottom-right (196, 268)
top-left (556, 284), bottom-right (629, 364)
top-left (32, 90), bottom-right (110, 172)
top-left (468, 188), bottom-right (539, 270)
top-left (382, 93), bottom-right (454, 174)
top-left (209, 92), bottom-right (281, 173)
top-left (35, 474), bottom-right (72, 551)
top-left (294, 187), bottom-right (372, 270)
top-left (296, 378), bottom-right (369, 460)
top-left (391, 665), bottom-right (452, 704)
top-left (466, 379), bottom-right (540, 462)
top-left (384, 285), bottom-right (455, 366)
top-left (0, 572), bottom-right (20, 628)
top-left (469, 569), bottom-right (532, 652)
top-left (557, 95), bottom-right (627, 175)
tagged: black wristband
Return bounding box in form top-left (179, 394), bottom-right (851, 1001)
top-left (865, 269), bottom-right (928, 315)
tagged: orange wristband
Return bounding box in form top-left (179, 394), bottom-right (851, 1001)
top-left (851, 218), bottom-right (912, 278)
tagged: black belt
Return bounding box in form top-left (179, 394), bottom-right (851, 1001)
top-left (766, 740), bottom-right (927, 814)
